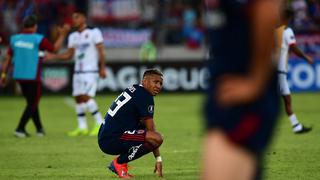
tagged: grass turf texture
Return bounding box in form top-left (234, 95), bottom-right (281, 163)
top-left (0, 93), bottom-right (319, 179)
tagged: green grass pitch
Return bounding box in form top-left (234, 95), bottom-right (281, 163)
top-left (0, 93), bottom-right (319, 180)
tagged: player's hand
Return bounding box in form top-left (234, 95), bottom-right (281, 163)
top-left (216, 75), bottom-right (263, 107)
top-left (45, 52), bottom-right (56, 61)
top-left (99, 68), bottom-right (106, 79)
top-left (154, 161), bottom-right (163, 177)
top-left (0, 76), bottom-right (7, 87)
top-left (57, 24), bottom-right (71, 36)
top-left (306, 55), bottom-right (314, 64)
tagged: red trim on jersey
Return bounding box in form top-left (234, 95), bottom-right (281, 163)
top-left (120, 134), bottom-right (145, 142)
top-left (7, 48), bottom-right (13, 56)
top-left (228, 113), bottom-right (261, 143)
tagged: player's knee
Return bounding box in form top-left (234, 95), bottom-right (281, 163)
top-left (146, 131), bottom-right (164, 147)
top-left (154, 133), bottom-right (164, 146)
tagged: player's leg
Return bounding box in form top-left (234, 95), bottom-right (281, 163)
top-left (282, 95), bottom-right (311, 134)
top-left (68, 74), bottom-right (88, 136)
top-left (279, 74), bottom-right (311, 133)
top-left (82, 74), bottom-right (104, 136)
top-left (29, 81), bottom-right (45, 136)
top-left (117, 131), bottom-right (163, 163)
top-left (202, 130), bottom-right (257, 180)
top-left (15, 82), bottom-right (36, 137)
top-left (107, 130), bottom-right (163, 178)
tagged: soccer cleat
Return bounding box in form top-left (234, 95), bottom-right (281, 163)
top-left (108, 158), bottom-right (133, 178)
top-left (89, 124), bottom-right (101, 136)
top-left (67, 128), bottom-right (88, 137)
top-left (294, 125), bottom-right (312, 134)
top-left (14, 130), bottom-right (30, 138)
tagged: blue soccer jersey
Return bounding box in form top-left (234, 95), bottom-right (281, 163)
top-left (206, 0), bottom-right (254, 77)
top-left (100, 84), bottom-right (154, 138)
top-left (204, 0), bottom-right (280, 154)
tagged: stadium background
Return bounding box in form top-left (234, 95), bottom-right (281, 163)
top-left (0, 0), bottom-right (320, 179)
top-left (1, 0), bottom-right (320, 94)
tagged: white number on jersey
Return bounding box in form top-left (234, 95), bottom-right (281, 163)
top-left (107, 92), bottom-right (132, 117)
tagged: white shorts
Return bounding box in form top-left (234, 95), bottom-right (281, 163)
top-left (278, 73), bottom-right (291, 95)
top-left (72, 73), bottom-right (99, 97)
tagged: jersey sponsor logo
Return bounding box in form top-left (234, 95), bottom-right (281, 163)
top-left (128, 144), bottom-right (142, 160)
top-left (148, 105), bottom-right (154, 113)
top-left (77, 43), bottom-right (90, 52)
top-left (14, 41), bottom-right (34, 49)
top-left (108, 92), bottom-right (132, 117)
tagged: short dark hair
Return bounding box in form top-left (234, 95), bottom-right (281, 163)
top-left (73, 9), bottom-right (87, 17)
top-left (23, 15), bottom-right (38, 28)
top-left (283, 8), bottom-right (294, 20)
top-left (143, 69), bottom-right (163, 78)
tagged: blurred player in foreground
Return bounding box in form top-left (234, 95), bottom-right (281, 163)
top-left (203, 0), bottom-right (281, 179)
top-left (47, 9), bottom-right (106, 137)
top-left (98, 69), bottom-right (164, 178)
top-left (0, 15), bottom-right (68, 137)
top-left (277, 8), bottom-right (313, 134)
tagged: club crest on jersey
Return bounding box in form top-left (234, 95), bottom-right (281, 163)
top-left (148, 105), bottom-right (154, 113)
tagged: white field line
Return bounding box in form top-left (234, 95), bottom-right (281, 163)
top-left (165, 149), bottom-right (198, 154)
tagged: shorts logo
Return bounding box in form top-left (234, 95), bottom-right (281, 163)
top-left (128, 144), bottom-right (142, 160)
top-left (148, 105), bottom-right (154, 113)
top-left (124, 130), bottom-right (145, 134)
top-left (137, 130), bottom-right (145, 134)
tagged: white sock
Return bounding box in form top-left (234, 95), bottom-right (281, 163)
top-left (289, 114), bottom-right (303, 132)
top-left (86, 99), bottom-right (104, 125)
top-left (289, 114), bottom-right (299, 126)
top-left (293, 124), bottom-right (303, 132)
top-left (76, 103), bottom-right (88, 129)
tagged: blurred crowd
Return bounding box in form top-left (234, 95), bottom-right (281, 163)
top-left (289, 0), bottom-right (320, 32)
top-left (0, 0), bottom-right (204, 49)
top-left (0, 0), bottom-right (319, 49)
top-left (0, 0), bottom-right (80, 44)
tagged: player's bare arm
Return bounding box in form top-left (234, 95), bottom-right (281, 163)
top-left (144, 117), bottom-right (163, 177)
top-left (96, 42), bottom-right (106, 78)
top-left (52, 25), bottom-right (70, 53)
top-left (217, 0), bottom-right (279, 106)
top-left (290, 44), bottom-right (314, 64)
top-left (46, 48), bottom-right (75, 61)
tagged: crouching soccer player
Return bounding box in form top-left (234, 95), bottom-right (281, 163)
top-left (98, 69), bottom-right (164, 178)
